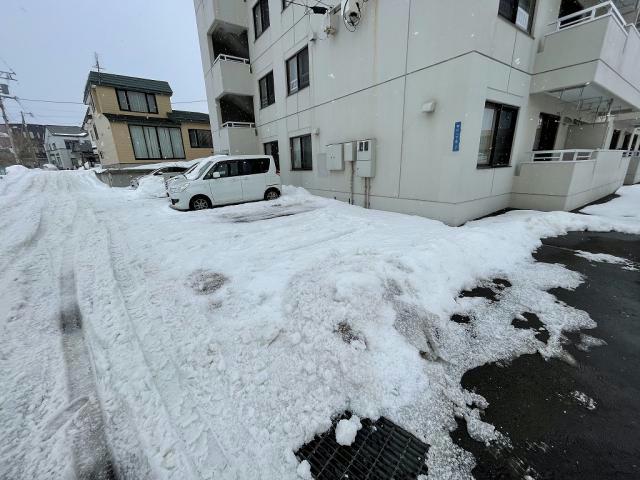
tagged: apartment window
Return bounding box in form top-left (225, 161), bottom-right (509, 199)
top-left (287, 47), bottom-right (309, 95)
top-left (477, 101), bottom-right (518, 167)
top-left (259, 71), bottom-right (276, 108)
top-left (116, 89), bottom-right (159, 114)
top-left (188, 129), bottom-right (213, 148)
top-left (532, 113), bottom-right (560, 151)
top-left (499, 0), bottom-right (536, 32)
top-left (253, 0), bottom-right (270, 40)
top-left (290, 134), bottom-right (312, 170)
top-left (609, 130), bottom-right (621, 149)
top-left (264, 140), bottom-right (280, 172)
top-left (129, 125), bottom-right (185, 160)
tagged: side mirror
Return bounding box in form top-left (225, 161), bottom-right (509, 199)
top-left (212, 172), bottom-right (221, 179)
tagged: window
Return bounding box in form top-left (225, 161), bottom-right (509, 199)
top-left (129, 125), bottom-right (185, 160)
top-left (532, 113), bottom-right (560, 151)
top-left (253, 0), bottom-right (270, 40)
top-left (609, 130), bottom-right (621, 149)
top-left (258, 71), bottom-right (276, 108)
top-left (240, 157), bottom-right (270, 175)
top-left (499, 0), bottom-right (536, 32)
top-left (477, 101), bottom-right (518, 167)
top-left (264, 141), bottom-right (280, 172)
top-left (632, 134), bottom-right (639, 151)
top-left (621, 132), bottom-right (632, 150)
top-left (116, 89), bottom-right (159, 114)
top-left (286, 47), bottom-right (309, 95)
top-left (290, 134), bottom-right (312, 170)
top-left (188, 129), bottom-right (213, 148)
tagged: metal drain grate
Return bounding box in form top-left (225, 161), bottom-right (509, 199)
top-left (296, 413), bottom-right (429, 479)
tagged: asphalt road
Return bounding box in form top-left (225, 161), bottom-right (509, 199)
top-left (455, 231), bottom-right (640, 480)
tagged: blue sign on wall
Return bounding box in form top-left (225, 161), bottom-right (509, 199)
top-left (452, 121), bottom-right (462, 152)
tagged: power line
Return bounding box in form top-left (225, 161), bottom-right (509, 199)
top-left (18, 98), bottom-right (85, 105)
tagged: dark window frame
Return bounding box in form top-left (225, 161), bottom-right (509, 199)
top-left (116, 89), bottom-right (159, 114)
top-left (498, 0), bottom-right (537, 33)
top-left (253, 0), bottom-right (270, 40)
top-left (128, 124), bottom-right (186, 160)
top-left (290, 134), bottom-right (313, 171)
top-left (188, 128), bottom-right (213, 148)
top-left (286, 46), bottom-right (310, 95)
top-left (264, 140), bottom-right (280, 173)
top-left (258, 71), bottom-right (276, 109)
top-left (609, 130), bottom-right (621, 149)
top-left (477, 101), bottom-right (519, 168)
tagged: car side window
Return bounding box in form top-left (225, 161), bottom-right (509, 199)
top-left (228, 160), bottom-right (240, 177)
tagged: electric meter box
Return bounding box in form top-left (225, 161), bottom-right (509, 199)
top-left (326, 143), bottom-right (344, 171)
top-left (344, 142), bottom-right (355, 162)
top-left (355, 139), bottom-right (375, 177)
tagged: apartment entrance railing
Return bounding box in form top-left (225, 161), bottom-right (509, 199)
top-left (531, 149), bottom-right (594, 162)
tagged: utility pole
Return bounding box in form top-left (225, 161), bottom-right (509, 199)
top-left (0, 69), bottom-right (18, 164)
top-left (21, 111), bottom-right (38, 167)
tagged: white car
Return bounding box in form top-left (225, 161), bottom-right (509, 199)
top-left (169, 155), bottom-right (281, 211)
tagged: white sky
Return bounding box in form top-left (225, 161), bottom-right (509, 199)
top-left (0, 0), bottom-right (208, 126)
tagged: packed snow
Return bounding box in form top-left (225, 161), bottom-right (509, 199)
top-left (1, 166), bottom-right (639, 479)
top-left (134, 174), bottom-right (168, 198)
top-left (335, 416), bottom-right (362, 446)
top-left (574, 250), bottom-right (638, 270)
top-left (581, 185), bottom-right (640, 221)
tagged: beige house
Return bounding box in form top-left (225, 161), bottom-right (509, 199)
top-left (83, 71), bottom-right (213, 168)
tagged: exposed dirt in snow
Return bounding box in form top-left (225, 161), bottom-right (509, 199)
top-left (1, 169), bottom-right (639, 479)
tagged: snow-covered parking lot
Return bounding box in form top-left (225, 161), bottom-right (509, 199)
top-left (1, 166), bottom-right (639, 479)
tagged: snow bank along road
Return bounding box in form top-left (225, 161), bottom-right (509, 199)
top-left (1, 167), bottom-right (639, 479)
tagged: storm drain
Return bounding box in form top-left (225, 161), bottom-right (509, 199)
top-left (296, 413), bottom-right (429, 479)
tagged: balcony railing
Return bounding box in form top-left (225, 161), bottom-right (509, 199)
top-left (556, 1), bottom-right (626, 32)
top-left (221, 121), bottom-right (255, 128)
top-left (212, 54), bottom-right (250, 66)
top-left (531, 149), bottom-right (594, 162)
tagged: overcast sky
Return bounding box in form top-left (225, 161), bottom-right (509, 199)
top-left (1, 0), bottom-right (208, 126)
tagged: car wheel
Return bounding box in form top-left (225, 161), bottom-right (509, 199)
top-left (191, 196), bottom-right (211, 210)
top-left (265, 189), bottom-right (280, 201)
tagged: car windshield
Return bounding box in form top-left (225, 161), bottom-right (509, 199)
top-left (185, 161), bottom-right (211, 180)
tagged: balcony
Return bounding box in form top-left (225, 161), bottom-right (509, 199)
top-left (512, 149), bottom-right (629, 211)
top-left (209, 54), bottom-right (253, 98)
top-left (214, 122), bottom-right (259, 155)
top-left (195, 0), bottom-right (247, 30)
top-left (532, 2), bottom-right (640, 112)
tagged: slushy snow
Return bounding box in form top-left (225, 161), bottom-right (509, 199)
top-left (1, 167), bottom-right (638, 479)
top-left (335, 416), bottom-right (362, 446)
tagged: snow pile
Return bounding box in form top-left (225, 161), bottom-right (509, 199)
top-left (3, 172), bottom-right (639, 479)
top-left (335, 416), bottom-right (362, 446)
top-left (581, 185), bottom-right (640, 221)
top-left (6, 164), bottom-right (29, 175)
top-left (133, 175), bottom-right (167, 198)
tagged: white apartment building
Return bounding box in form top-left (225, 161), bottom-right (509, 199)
top-left (194, 0), bottom-right (640, 225)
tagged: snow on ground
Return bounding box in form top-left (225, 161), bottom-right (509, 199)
top-left (1, 168), bottom-right (639, 479)
top-left (335, 416), bottom-right (362, 446)
top-left (581, 185), bottom-right (640, 220)
top-left (574, 250), bottom-right (638, 270)
top-left (134, 174), bottom-right (169, 198)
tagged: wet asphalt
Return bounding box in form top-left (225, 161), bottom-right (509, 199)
top-left (455, 231), bottom-right (640, 479)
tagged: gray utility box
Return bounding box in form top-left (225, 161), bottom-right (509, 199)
top-left (356, 139), bottom-right (375, 178)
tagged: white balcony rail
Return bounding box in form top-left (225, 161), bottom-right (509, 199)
top-left (622, 150), bottom-right (640, 157)
top-left (556, 1), bottom-right (626, 32)
top-left (221, 121), bottom-right (255, 129)
top-left (212, 54), bottom-right (250, 66)
top-left (531, 149), bottom-right (594, 162)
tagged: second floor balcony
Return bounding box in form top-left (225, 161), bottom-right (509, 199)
top-left (532, 1), bottom-right (640, 113)
top-left (209, 54), bottom-right (253, 98)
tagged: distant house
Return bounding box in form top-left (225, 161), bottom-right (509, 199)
top-left (44, 126), bottom-right (95, 170)
top-left (0, 123), bottom-right (48, 167)
top-left (83, 71), bottom-right (213, 168)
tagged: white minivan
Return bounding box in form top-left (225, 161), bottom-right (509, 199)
top-left (168, 155), bottom-right (281, 211)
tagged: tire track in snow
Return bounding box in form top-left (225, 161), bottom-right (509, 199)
top-left (103, 221), bottom-right (233, 479)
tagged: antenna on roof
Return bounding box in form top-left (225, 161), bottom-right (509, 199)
top-left (92, 52), bottom-right (104, 73)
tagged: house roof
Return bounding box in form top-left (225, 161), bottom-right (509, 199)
top-left (167, 110), bottom-right (210, 124)
top-left (103, 113), bottom-right (181, 127)
top-left (46, 125), bottom-right (88, 137)
top-left (84, 71), bottom-right (173, 101)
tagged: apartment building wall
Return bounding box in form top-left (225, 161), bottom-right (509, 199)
top-left (196, 0), bottom-right (637, 224)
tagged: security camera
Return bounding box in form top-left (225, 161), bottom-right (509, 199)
top-left (342, 0), bottom-right (364, 28)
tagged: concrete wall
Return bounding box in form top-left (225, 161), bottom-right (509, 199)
top-left (512, 150), bottom-right (628, 210)
top-left (625, 156), bottom-right (640, 184)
